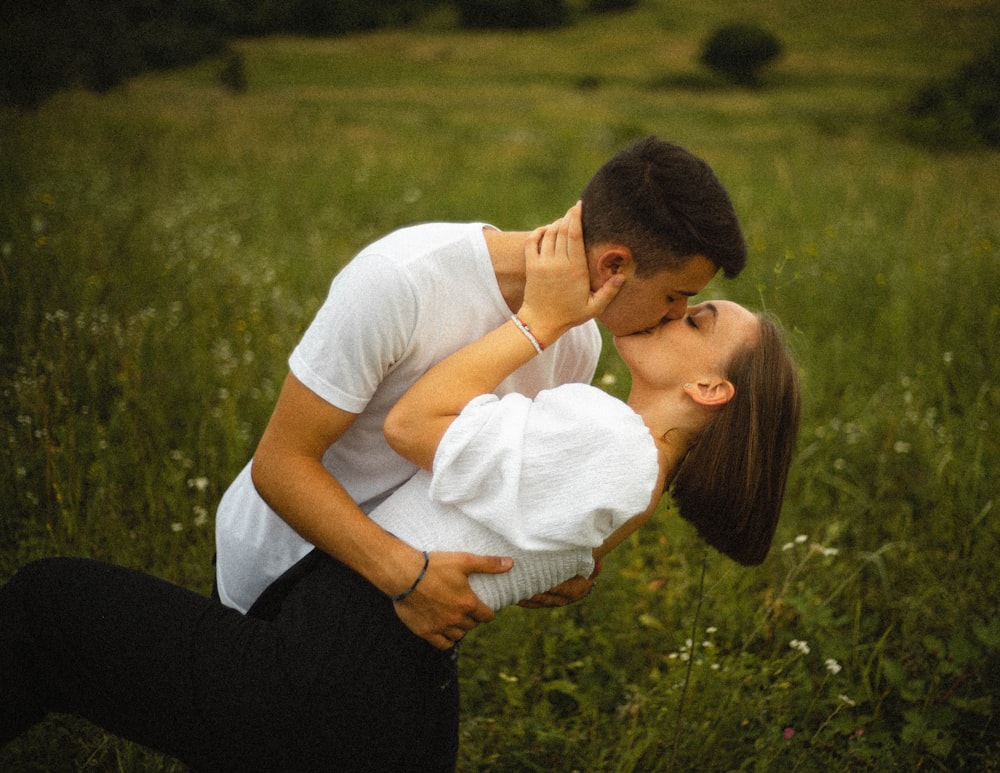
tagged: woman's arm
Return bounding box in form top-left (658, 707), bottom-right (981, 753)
top-left (385, 204), bottom-right (623, 469)
top-left (382, 320), bottom-right (539, 469)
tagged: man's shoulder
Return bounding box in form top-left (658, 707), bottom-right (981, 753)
top-left (362, 222), bottom-right (485, 256)
top-left (348, 222), bottom-right (494, 296)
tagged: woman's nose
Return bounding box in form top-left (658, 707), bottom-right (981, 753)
top-left (664, 297), bottom-right (689, 320)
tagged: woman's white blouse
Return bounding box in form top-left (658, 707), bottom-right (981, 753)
top-left (369, 383), bottom-right (659, 610)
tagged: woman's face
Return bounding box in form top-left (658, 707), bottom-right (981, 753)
top-left (613, 300), bottom-right (758, 391)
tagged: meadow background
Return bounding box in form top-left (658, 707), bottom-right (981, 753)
top-left (1, 0), bottom-right (998, 770)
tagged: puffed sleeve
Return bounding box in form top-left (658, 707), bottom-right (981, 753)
top-left (428, 383), bottom-right (659, 551)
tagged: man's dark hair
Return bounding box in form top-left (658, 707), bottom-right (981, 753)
top-left (581, 136), bottom-right (747, 278)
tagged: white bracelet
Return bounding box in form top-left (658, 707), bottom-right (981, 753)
top-left (511, 314), bottom-right (544, 354)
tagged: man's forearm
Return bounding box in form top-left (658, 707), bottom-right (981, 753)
top-left (249, 451), bottom-right (424, 597)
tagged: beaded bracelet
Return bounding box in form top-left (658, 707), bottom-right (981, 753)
top-left (389, 550), bottom-right (430, 601)
top-left (512, 314), bottom-right (545, 354)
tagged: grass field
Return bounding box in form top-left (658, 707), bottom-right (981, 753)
top-left (1, 0), bottom-right (999, 769)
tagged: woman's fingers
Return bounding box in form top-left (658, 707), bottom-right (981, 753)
top-left (542, 205), bottom-right (578, 265)
top-left (519, 202), bottom-right (613, 339)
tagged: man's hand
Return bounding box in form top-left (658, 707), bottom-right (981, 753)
top-left (393, 552), bottom-right (512, 651)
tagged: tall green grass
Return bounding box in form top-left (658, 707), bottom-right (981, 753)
top-left (2, 1), bottom-right (998, 769)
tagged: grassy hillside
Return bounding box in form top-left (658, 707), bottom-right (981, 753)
top-left (1, 0), bottom-right (998, 769)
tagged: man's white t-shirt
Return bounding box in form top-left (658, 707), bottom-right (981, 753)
top-left (215, 223), bottom-right (602, 612)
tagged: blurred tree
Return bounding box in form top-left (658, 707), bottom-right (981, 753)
top-left (454, 0), bottom-right (571, 30)
top-left (699, 22), bottom-right (783, 87)
top-left (0, 0), bottom-right (228, 108)
top-left (588, 0), bottom-right (641, 11)
top-left (903, 38), bottom-right (1000, 149)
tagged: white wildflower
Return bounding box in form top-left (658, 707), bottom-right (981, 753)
top-left (188, 476), bottom-right (210, 492)
top-left (789, 639), bottom-right (811, 655)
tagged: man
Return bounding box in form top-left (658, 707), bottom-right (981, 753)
top-left (214, 136), bottom-right (747, 650)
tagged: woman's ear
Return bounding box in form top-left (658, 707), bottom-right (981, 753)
top-left (684, 379), bottom-right (736, 407)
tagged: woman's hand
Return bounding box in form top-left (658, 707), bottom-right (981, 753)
top-left (517, 202), bottom-right (624, 347)
top-left (516, 573), bottom-right (595, 609)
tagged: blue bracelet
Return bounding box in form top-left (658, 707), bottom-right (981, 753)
top-left (390, 551), bottom-right (430, 601)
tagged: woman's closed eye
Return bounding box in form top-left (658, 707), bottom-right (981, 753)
top-left (685, 315), bottom-right (699, 329)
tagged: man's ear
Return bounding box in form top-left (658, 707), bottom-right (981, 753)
top-left (684, 379), bottom-right (736, 407)
top-left (595, 246), bottom-right (634, 281)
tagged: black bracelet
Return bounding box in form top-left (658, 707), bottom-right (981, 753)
top-left (389, 550), bottom-right (430, 601)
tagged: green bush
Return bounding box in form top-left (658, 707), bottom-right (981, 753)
top-left (219, 50), bottom-right (248, 93)
top-left (699, 22), bottom-right (783, 87)
top-left (455, 0), bottom-right (571, 30)
top-left (903, 39), bottom-right (1000, 149)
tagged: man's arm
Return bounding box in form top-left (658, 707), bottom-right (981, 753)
top-left (250, 372), bottom-right (512, 650)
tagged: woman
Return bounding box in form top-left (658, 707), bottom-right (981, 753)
top-left (373, 217), bottom-right (798, 622)
top-left (0, 210), bottom-right (799, 772)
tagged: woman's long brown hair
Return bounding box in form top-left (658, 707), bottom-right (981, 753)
top-left (671, 314), bottom-right (801, 565)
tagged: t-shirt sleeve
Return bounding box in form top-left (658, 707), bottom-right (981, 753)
top-left (428, 384), bottom-right (659, 552)
top-left (288, 252), bottom-right (417, 414)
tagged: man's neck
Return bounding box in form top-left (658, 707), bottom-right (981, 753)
top-left (484, 228), bottom-right (530, 313)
